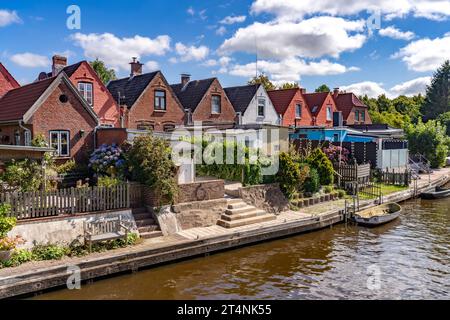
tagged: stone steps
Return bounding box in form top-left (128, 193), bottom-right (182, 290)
top-left (140, 231), bottom-right (164, 239)
top-left (217, 199), bottom-right (276, 229)
top-left (132, 208), bottom-right (162, 239)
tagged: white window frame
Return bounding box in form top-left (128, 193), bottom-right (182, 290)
top-left (211, 95), bottom-right (221, 114)
top-left (50, 130), bottom-right (70, 157)
top-left (78, 82), bottom-right (93, 106)
top-left (326, 105), bottom-right (332, 121)
top-left (257, 98), bottom-right (265, 117)
top-left (154, 90), bottom-right (166, 111)
top-left (295, 104), bottom-right (302, 119)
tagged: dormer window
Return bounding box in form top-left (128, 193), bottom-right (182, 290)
top-left (326, 105), bottom-right (332, 121)
top-left (295, 104), bottom-right (302, 119)
top-left (258, 98), bottom-right (265, 117)
top-left (155, 90), bottom-right (166, 111)
top-left (212, 95), bottom-right (221, 114)
top-left (78, 82), bottom-right (93, 106)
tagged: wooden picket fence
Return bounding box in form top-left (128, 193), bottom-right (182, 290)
top-left (0, 184), bottom-right (130, 220)
top-left (335, 163), bottom-right (371, 188)
top-left (377, 169), bottom-right (411, 186)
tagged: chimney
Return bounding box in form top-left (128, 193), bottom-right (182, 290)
top-left (52, 55), bottom-right (67, 77)
top-left (333, 87), bottom-right (340, 97)
top-left (181, 73), bottom-right (191, 86)
top-left (299, 88), bottom-right (306, 94)
top-left (130, 57), bottom-right (143, 77)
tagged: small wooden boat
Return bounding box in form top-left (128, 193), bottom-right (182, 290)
top-left (353, 203), bottom-right (402, 227)
top-left (420, 186), bottom-right (450, 199)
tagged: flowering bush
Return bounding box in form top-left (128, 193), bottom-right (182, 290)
top-left (88, 144), bottom-right (126, 178)
top-left (323, 145), bottom-right (350, 165)
top-left (0, 236), bottom-right (24, 251)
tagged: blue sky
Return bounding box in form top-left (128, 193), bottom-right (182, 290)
top-left (1, 0), bottom-right (450, 97)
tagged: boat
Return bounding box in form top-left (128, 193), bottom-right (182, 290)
top-left (420, 186), bottom-right (450, 199)
top-left (352, 203), bottom-right (402, 227)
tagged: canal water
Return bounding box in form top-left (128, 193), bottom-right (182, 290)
top-left (34, 197), bottom-right (449, 300)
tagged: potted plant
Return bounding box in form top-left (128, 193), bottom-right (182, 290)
top-left (0, 203), bottom-right (18, 262)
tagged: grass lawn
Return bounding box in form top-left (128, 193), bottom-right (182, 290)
top-left (358, 183), bottom-right (409, 200)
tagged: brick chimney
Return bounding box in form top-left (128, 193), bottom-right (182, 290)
top-left (130, 57), bottom-right (143, 77)
top-left (52, 55), bottom-right (67, 77)
top-left (299, 88), bottom-right (306, 94)
top-left (333, 87), bottom-right (340, 98)
top-left (181, 73), bottom-right (191, 86)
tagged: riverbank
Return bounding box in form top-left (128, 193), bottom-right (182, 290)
top-left (1, 168), bottom-right (449, 299)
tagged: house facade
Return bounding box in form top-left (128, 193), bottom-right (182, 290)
top-left (224, 84), bottom-right (279, 125)
top-left (267, 88), bottom-right (313, 127)
top-left (333, 89), bottom-right (372, 125)
top-left (171, 75), bottom-right (236, 126)
top-left (107, 60), bottom-right (186, 132)
top-left (303, 92), bottom-right (338, 127)
top-left (0, 72), bottom-right (99, 162)
top-left (38, 55), bottom-right (121, 127)
top-left (0, 63), bottom-right (20, 98)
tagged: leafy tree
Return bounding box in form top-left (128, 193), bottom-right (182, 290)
top-left (275, 151), bottom-right (309, 199)
top-left (360, 95), bottom-right (379, 112)
top-left (248, 74), bottom-right (276, 91)
top-left (405, 120), bottom-right (450, 168)
top-left (90, 59), bottom-right (117, 84)
top-left (315, 84), bottom-right (331, 93)
top-left (438, 111), bottom-right (450, 136)
top-left (303, 167), bottom-right (320, 194)
top-left (422, 60), bottom-right (450, 121)
top-left (376, 94), bottom-right (394, 112)
top-left (279, 82), bottom-right (299, 89)
top-left (392, 95), bottom-right (422, 122)
top-left (305, 148), bottom-right (334, 185)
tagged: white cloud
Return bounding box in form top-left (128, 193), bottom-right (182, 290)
top-left (144, 60), bottom-right (159, 71)
top-left (392, 34), bottom-right (450, 72)
top-left (187, 7), bottom-right (195, 16)
top-left (389, 76), bottom-right (431, 96)
top-left (204, 56), bottom-right (232, 74)
top-left (229, 58), bottom-right (358, 83)
top-left (0, 10), bottom-right (21, 27)
top-left (71, 32), bottom-right (171, 71)
top-left (219, 16), bottom-right (367, 60)
top-left (10, 52), bottom-right (50, 68)
top-left (220, 15), bottom-right (246, 25)
top-left (174, 42), bottom-right (209, 62)
top-left (250, 0), bottom-right (450, 21)
top-left (340, 77), bottom-right (431, 98)
top-left (216, 26), bottom-right (227, 36)
top-left (379, 26), bottom-right (415, 40)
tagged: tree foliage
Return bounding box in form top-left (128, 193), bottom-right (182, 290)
top-left (305, 148), bottom-right (334, 185)
top-left (421, 60), bottom-right (450, 121)
top-left (315, 84), bottom-right (331, 93)
top-left (90, 59), bottom-right (117, 84)
top-left (279, 82), bottom-right (299, 89)
top-left (405, 120), bottom-right (450, 168)
top-left (248, 74), bottom-right (276, 91)
top-left (275, 151), bottom-right (309, 198)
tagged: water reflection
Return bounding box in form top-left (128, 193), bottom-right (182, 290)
top-left (34, 198), bottom-right (450, 300)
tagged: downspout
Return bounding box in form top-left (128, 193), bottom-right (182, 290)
top-left (18, 120), bottom-right (31, 146)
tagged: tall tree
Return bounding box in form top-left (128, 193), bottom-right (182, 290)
top-left (248, 74), bottom-right (276, 91)
top-left (421, 60), bottom-right (450, 121)
top-left (90, 59), bottom-right (117, 84)
top-left (279, 82), bottom-right (299, 90)
top-left (315, 84), bottom-right (331, 93)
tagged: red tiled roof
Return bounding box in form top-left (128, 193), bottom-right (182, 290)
top-left (334, 92), bottom-right (367, 119)
top-left (267, 88), bottom-right (298, 115)
top-left (0, 77), bottom-right (55, 122)
top-left (303, 92), bottom-right (329, 115)
top-left (0, 63), bottom-right (20, 89)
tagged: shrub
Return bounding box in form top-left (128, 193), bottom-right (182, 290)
top-left (0, 204), bottom-right (15, 238)
top-left (55, 159), bottom-right (77, 174)
top-left (0, 159), bottom-right (43, 192)
top-left (324, 186), bottom-right (333, 194)
top-left (276, 152), bottom-right (309, 198)
top-left (306, 148), bottom-right (334, 185)
top-left (303, 168), bottom-right (320, 194)
top-left (3, 249), bottom-right (33, 267)
top-left (323, 145), bottom-right (350, 165)
top-left (32, 244), bottom-right (69, 261)
top-left (337, 190), bottom-right (346, 198)
top-left (97, 176), bottom-right (121, 188)
top-left (89, 144), bottom-right (126, 178)
top-left (127, 136), bottom-right (178, 205)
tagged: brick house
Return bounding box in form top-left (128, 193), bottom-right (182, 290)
top-left (224, 84), bottom-right (280, 125)
top-left (0, 63), bottom-right (20, 98)
top-left (332, 89), bottom-right (372, 125)
top-left (303, 92), bottom-right (338, 127)
top-left (267, 88), bottom-right (313, 127)
top-left (0, 72), bottom-right (99, 163)
top-left (170, 74), bottom-right (236, 126)
top-left (107, 59), bottom-right (186, 132)
top-left (38, 55), bottom-right (120, 127)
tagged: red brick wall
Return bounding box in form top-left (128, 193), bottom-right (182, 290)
top-left (345, 107), bottom-right (373, 125)
top-left (30, 82), bottom-right (98, 163)
top-left (127, 72), bottom-right (186, 132)
top-left (192, 79), bottom-right (236, 124)
top-left (96, 128), bottom-right (128, 146)
top-left (0, 71), bottom-right (18, 98)
top-left (69, 62), bottom-right (121, 128)
top-left (281, 90), bottom-right (313, 127)
top-left (313, 94), bottom-right (337, 127)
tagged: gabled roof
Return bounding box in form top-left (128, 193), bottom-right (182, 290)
top-left (303, 92), bottom-right (330, 116)
top-left (40, 61), bottom-right (85, 80)
top-left (170, 78), bottom-right (216, 111)
top-left (267, 88), bottom-right (299, 115)
top-left (334, 92), bottom-right (368, 119)
top-left (0, 72), bottom-right (99, 123)
top-left (107, 72), bottom-right (159, 108)
top-left (0, 63), bottom-right (20, 93)
top-left (224, 84), bottom-right (260, 114)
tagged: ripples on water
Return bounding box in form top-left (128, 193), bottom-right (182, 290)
top-left (35, 198), bottom-right (450, 300)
